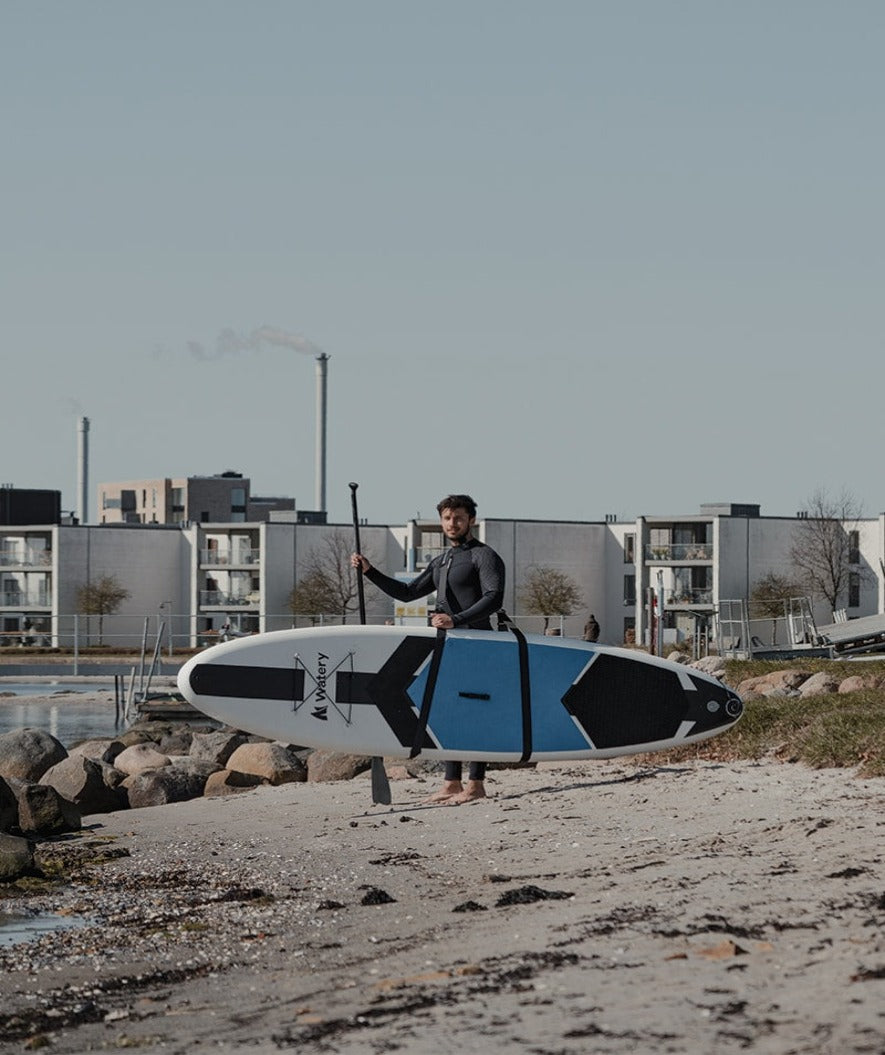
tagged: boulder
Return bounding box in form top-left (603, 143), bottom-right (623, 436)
top-left (0, 832), bottom-right (33, 881)
top-left (226, 742), bottom-right (307, 785)
top-left (113, 742), bottom-right (172, 776)
top-left (125, 760), bottom-right (218, 809)
top-left (307, 751), bottom-right (373, 783)
top-left (203, 769), bottom-right (266, 797)
top-left (39, 755), bottom-right (124, 815)
top-left (189, 730), bottom-right (249, 767)
top-left (838, 674), bottom-right (879, 694)
top-left (14, 783), bottom-right (81, 836)
top-left (158, 729), bottom-right (195, 755)
top-left (0, 775), bottom-right (17, 834)
top-left (691, 656), bottom-right (728, 677)
top-left (797, 672), bottom-right (841, 698)
top-left (0, 728), bottom-right (68, 783)
top-left (68, 738), bottom-right (126, 765)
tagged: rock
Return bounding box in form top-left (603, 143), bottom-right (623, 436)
top-left (0, 775), bottom-right (17, 833)
top-left (203, 769), bottom-right (266, 797)
top-left (39, 755), bottom-right (124, 815)
top-left (226, 742), bottom-right (308, 785)
top-left (0, 728), bottom-right (68, 783)
top-left (666, 651), bottom-right (690, 664)
top-left (0, 831), bottom-right (33, 880)
top-left (189, 730), bottom-right (249, 767)
top-left (838, 674), bottom-right (879, 694)
top-left (797, 671), bottom-right (841, 698)
top-left (14, 783), bottom-right (81, 836)
top-left (125, 761), bottom-right (218, 809)
top-left (158, 729), bottom-right (195, 755)
top-left (113, 742), bottom-right (172, 776)
top-left (68, 738), bottom-right (126, 765)
top-left (692, 656), bottom-right (728, 676)
top-left (307, 751), bottom-right (373, 783)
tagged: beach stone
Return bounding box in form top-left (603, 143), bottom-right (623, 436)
top-left (68, 738), bottom-right (126, 765)
top-left (666, 650), bottom-right (690, 664)
top-left (125, 761), bottom-right (218, 808)
top-left (307, 751), bottom-right (373, 783)
top-left (227, 742), bottom-right (307, 785)
top-left (15, 783), bottom-right (81, 836)
top-left (798, 672), bottom-right (841, 698)
top-left (114, 742), bottom-right (172, 776)
top-left (692, 656), bottom-right (727, 676)
top-left (159, 729), bottom-right (195, 755)
top-left (204, 769), bottom-right (266, 797)
top-left (189, 730), bottom-right (249, 767)
top-left (0, 728), bottom-right (68, 783)
top-left (39, 755), bottom-right (123, 815)
top-left (0, 832), bottom-right (33, 880)
top-left (838, 674), bottom-right (878, 694)
top-left (0, 776), bottom-right (17, 833)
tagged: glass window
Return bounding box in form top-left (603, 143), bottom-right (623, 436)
top-left (623, 534), bottom-right (635, 563)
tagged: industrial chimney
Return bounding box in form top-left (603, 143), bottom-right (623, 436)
top-left (77, 416), bottom-right (90, 524)
top-left (315, 353), bottom-right (328, 513)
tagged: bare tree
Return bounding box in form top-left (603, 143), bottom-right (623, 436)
top-left (790, 488), bottom-right (865, 616)
top-left (76, 575), bottom-right (130, 646)
top-left (518, 565), bottom-right (583, 632)
top-left (288, 530), bottom-right (374, 623)
top-left (750, 571), bottom-right (802, 646)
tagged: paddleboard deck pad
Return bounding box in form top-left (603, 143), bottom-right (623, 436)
top-left (177, 625), bottom-right (743, 761)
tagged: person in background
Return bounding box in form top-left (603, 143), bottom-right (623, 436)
top-left (351, 493), bottom-right (505, 804)
top-left (582, 613), bottom-right (600, 642)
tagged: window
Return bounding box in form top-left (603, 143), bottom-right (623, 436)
top-left (623, 573), bottom-right (636, 605)
top-left (849, 572), bottom-right (860, 608)
top-left (623, 534), bottom-right (635, 563)
top-left (848, 530), bottom-right (860, 565)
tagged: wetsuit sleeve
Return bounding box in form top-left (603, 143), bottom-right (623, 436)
top-left (364, 562), bottom-right (436, 603)
top-left (450, 547), bottom-right (505, 628)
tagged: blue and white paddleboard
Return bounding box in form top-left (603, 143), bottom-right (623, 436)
top-left (177, 625), bottom-right (743, 762)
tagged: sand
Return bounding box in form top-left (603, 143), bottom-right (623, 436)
top-left (1, 755), bottom-right (884, 1054)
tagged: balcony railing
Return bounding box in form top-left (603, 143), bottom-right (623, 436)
top-left (200, 590), bottom-right (260, 607)
top-left (665, 589), bottom-right (714, 606)
top-left (645, 543), bottom-right (712, 562)
top-left (410, 546), bottom-right (446, 570)
top-left (200, 548), bottom-right (260, 565)
top-left (0, 592), bottom-right (51, 607)
top-left (0, 550), bottom-right (52, 567)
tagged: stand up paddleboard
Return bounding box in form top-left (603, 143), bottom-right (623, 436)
top-left (177, 625), bottom-right (743, 762)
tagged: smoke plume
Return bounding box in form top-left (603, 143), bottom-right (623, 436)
top-left (187, 326), bottom-right (324, 361)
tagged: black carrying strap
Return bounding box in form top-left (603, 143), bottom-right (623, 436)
top-left (434, 547), bottom-right (453, 615)
top-left (410, 627), bottom-right (447, 759)
top-left (511, 625), bottom-right (533, 762)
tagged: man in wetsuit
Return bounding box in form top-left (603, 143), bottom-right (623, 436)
top-left (351, 494), bottom-right (505, 804)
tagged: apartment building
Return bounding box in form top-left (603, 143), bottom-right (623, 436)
top-left (2, 502), bottom-right (883, 651)
top-left (98, 471), bottom-right (295, 525)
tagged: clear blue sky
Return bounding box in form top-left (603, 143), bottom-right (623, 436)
top-left (3, 1), bottom-right (883, 525)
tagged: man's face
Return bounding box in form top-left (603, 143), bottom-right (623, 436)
top-left (440, 506), bottom-right (475, 542)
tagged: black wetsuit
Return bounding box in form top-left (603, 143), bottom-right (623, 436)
top-left (366, 537), bottom-right (505, 781)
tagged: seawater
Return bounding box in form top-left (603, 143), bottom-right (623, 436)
top-left (0, 911), bottom-right (87, 948)
top-left (0, 689), bottom-right (127, 742)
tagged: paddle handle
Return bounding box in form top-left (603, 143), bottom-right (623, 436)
top-left (349, 482), bottom-right (367, 625)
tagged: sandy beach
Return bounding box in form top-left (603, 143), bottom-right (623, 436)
top-left (1, 751), bottom-right (884, 1054)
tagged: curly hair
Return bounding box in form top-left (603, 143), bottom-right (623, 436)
top-left (436, 494), bottom-right (477, 518)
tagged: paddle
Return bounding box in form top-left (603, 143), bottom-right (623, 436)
top-left (349, 482), bottom-right (392, 806)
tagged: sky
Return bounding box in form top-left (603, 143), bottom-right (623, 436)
top-left (2, 1), bottom-right (884, 527)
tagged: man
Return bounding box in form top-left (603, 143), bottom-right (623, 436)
top-left (582, 613), bottom-right (600, 642)
top-left (351, 494), bottom-right (505, 804)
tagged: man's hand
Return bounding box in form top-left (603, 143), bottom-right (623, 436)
top-left (350, 553), bottom-right (370, 573)
top-left (430, 612), bottom-right (454, 629)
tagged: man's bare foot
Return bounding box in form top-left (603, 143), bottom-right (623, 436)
top-left (447, 780), bottom-right (487, 805)
top-left (422, 780), bottom-right (463, 804)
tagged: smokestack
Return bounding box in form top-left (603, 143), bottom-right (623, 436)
top-left (315, 354), bottom-right (328, 513)
top-left (77, 416), bottom-right (90, 524)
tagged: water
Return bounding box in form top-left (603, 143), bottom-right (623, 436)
top-left (0, 690), bottom-right (128, 743)
top-left (0, 911), bottom-right (87, 948)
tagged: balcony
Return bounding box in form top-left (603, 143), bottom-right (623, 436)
top-left (200, 548), bottom-right (260, 566)
top-left (645, 543), bottom-right (712, 562)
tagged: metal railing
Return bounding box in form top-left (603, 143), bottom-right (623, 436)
top-left (1, 592), bottom-right (51, 606)
top-left (199, 548), bottom-right (260, 565)
top-left (0, 551), bottom-right (52, 567)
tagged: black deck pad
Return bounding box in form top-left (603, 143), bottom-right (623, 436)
top-left (190, 663), bottom-right (305, 701)
top-left (563, 653), bottom-right (696, 749)
top-left (366, 636), bottom-right (439, 751)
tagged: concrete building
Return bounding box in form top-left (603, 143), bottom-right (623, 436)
top-left (97, 471), bottom-right (295, 526)
top-left (2, 502), bottom-right (883, 651)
